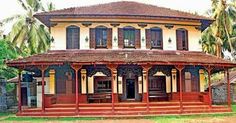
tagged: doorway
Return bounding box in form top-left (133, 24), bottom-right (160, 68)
top-left (126, 79), bottom-right (135, 99)
top-left (21, 87), bottom-right (28, 106)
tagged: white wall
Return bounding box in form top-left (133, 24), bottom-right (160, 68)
top-left (36, 77), bottom-right (49, 108)
top-left (50, 20), bottom-right (202, 51)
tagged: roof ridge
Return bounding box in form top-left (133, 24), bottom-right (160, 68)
top-left (34, 1), bottom-right (211, 19)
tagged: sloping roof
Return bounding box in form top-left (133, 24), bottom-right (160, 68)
top-left (34, 1), bottom-right (213, 30)
top-left (6, 50), bottom-right (236, 67)
top-left (212, 71), bottom-right (236, 86)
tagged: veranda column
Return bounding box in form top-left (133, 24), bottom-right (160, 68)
top-left (17, 69), bottom-right (22, 113)
top-left (39, 65), bottom-right (48, 113)
top-left (71, 64), bottom-right (82, 114)
top-left (226, 69), bottom-right (232, 111)
top-left (206, 66), bottom-right (213, 109)
top-left (175, 65), bottom-right (184, 113)
top-left (142, 65), bottom-right (152, 112)
top-left (107, 64), bottom-right (118, 113)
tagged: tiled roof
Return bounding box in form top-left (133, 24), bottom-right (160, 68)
top-left (212, 71), bottom-right (236, 86)
top-left (6, 50), bottom-right (236, 67)
top-left (34, 1), bottom-right (213, 30)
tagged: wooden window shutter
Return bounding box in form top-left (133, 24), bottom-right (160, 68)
top-left (118, 28), bottom-right (124, 49)
top-left (135, 29), bottom-right (141, 49)
top-left (185, 31), bottom-right (189, 50)
top-left (66, 27), bottom-right (79, 49)
top-left (176, 30), bottom-right (183, 50)
top-left (89, 28), bottom-right (95, 49)
top-left (107, 28), bottom-right (112, 49)
top-left (145, 29), bottom-right (151, 49)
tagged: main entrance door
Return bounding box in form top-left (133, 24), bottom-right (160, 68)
top-left (126, 79), bottom-right (135, 99)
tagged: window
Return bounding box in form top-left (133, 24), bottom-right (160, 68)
top-left (94, 77), bottom-right (111, 93)
top-left (176, 29), bottom-right (188, 50)
top-left (66, 26), bottom-right (80, 49)
top-left (95, 27), bottom-right (107, 48)
top-left (123, 27), bottom-right (135, 48)
top-left (151, 28), bottom-right (163, 49)
top-left (185, 72), bottom-right (191, 92)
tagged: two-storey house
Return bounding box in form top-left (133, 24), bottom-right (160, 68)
top-left (7, 1), bottom-right (236, 116)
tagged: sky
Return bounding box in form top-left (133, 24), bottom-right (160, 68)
top-left (0, 0), bottom-right (212, 34)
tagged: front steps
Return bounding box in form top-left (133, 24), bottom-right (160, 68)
top-left (17, 102), bottom-right (231, 117)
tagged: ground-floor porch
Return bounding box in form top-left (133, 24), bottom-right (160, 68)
top-left (6, 50), bottom-right (235, 116)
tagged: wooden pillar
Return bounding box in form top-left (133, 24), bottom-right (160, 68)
top-left (142, 64), bottom-right (152, 112)
top-left (71, 64), bottom-right (82, 114)
top-left (17, 69), bottom-right (22, 113)
top-left (226, 69), bottom-right (232, 111)
top-left (39, 65), bottom-right (48, 113)
top-left (107, 64), bottom-right (118, 114)
top-left (175, 65), bottom-right (184, 113)
top-left (206, 66), bottom-right (213, 109)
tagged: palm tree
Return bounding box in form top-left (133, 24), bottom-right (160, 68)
top-left (201, 28), bottom-right (217, 55)
top-left (211, 0), bottom-right (236, 57)
top-left (1, 0), bottom-right (55, 55)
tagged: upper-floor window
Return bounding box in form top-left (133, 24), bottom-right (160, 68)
top-left (176, 28), bottom-right (188, 50)
top-left (123, 27), bottom-right (135, 48)
top-left (151, 28), bottom-right (163, 49)
top-left (95, 26), bottom-right (107, 48)
top-left (66, 25), bottom-right (80, 49)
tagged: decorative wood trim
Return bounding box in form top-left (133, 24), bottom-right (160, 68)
top-left (138, 23), bottom-right (147, 28)
top-left (110, 23), bottom-right (120, 27)
top-left (175, 65), bottom-right (185, 71)
top-left (71, 64), bottom-right (82, 71)
top-left (165, 24), bottom-right (174, 29)
top-left (50, 22), bottom-right (58, 27)
top-left (195, 26), bottom-right (201, 31)
top-left (82, 22), bottom-right (92, 27)
top-left (38, 65), bottom-right (49, 71)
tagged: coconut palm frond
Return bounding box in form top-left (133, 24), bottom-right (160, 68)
top-left (0, 15), bottom-right (22, 25)
top-left (17, 0), bottom-right (28, 11)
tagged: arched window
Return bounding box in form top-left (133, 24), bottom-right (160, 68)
top-left (95, 26), bottom-right (108, 48)
top-left (66, 26), bottom-right (80, 49)
top-left (176, 28), bottom-right (188, 50)
top-left (150, 27), bottom-right (163, 49)
top-left (123, 26), bottom-right (135, 48)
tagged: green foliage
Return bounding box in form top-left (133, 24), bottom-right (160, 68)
top-left (0, 39), bottom-right (19, 79)
top-left (201, 0), bottom-right (236, 58)
top-left (1, 0), bottom-right (55, 55)
top-left (232, 104), bottom-right (236, 112)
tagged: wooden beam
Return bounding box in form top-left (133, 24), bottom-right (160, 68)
top-left (71, 64), bottom-right (82, 114)
top-left (175, 65), bottom-right (185, 113)
top-left (142, 64), bottom-right (152, 113)
top-left (38, 65), bottom-right (48, 113)
top-left (226, 69), bottom-right (232, 111)
top-left (205, 66), bottom-right (213, 109)
top-left (107, 64), bottom-right (118, 114)
top-left (17, 69), bottom-right (22, 113)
